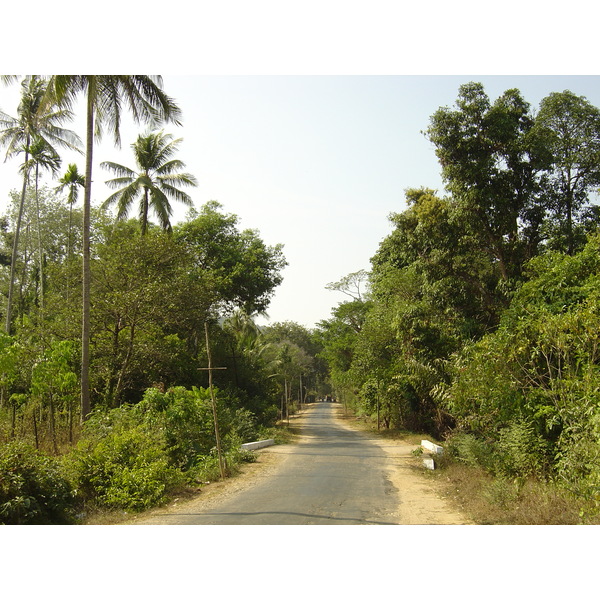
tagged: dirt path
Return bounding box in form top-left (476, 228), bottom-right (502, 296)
top-left (129, 403), bottom-right (472, 525)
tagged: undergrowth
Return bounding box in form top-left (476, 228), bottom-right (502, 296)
top-left (348, 409), bottom-right (600, 524)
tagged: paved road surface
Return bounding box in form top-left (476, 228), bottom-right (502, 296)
top-left (144, 403), bottom-right (400, 525)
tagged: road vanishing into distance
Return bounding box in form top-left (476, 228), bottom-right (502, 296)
top-left (141, 403), bottom-right (401, 525)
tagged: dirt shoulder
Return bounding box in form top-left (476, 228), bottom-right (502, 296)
top-left (125, 403), bottom-right (473, 525)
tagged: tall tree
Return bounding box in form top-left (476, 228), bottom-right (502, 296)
top-left (42, 75), bottom-right (182, 421)
top-left (426, 82), bottom-right (545, 281)
top-left (0, 75), bottom-right (80, 333)
top-left (55, 163), bottom-right (85, 269)
top-left (175, 202), bottom-right (287, 316)
top-left (101, 130), bottom-right (197, 234)
top-left (532, 90), bottom-right (600, 255)
top-left (19, 137), bottom-right (62, 313)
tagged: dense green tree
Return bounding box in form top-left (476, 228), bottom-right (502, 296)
top-left (262, 321), bottom-right (326, 408)
top-left (426, 82), bottom-right (546, 281)
top-left (372, 188), bottom-right (501, 336)
top-left (316, 296), bottom-right (372, 407)
top-left (440, 233), bottom-right (600, 492)
top-left (532, 90), bottom-right (600, 255)
top-left (90, 223), bottom-right (203, 406)
top-left (175, 202), bottom-right (287, 316)
top-left (101, 130), bottom-right (197, 235)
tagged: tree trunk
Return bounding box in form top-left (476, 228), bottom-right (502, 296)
top-left (80, 86), bottom-right (94, 422)
top-left (141, 187), bottom-right (149, 235)
top-left (284, 379), bottom-right (289, 424)
top-left (10, 403), bottom-right (16, 439)
top-left (66, 198), bottom-right (73, 305)
top-left (68, 402), bottom-right (73, 444)
top-left (5, 144), bottom-right (30, 334)
top-left (32, 411), bottom-right (39, 450)
top-left (205, 322), bottom-right (226, 480)
top-left (34, 164), bottom-right (45, 315)
top-left (113, 323), bottom-right (136, 406)
top-left (49, 394), bottom-right (58, 454)
top-left (566, 182), bottom-right (574, 255)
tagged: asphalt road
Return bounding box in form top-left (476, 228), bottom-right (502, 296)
top-left (149, 402), bottom-right (400, 525)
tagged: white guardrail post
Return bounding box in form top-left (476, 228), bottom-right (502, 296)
top-left (240, 439), bottom-right (275, 451)
top-left (421, 439), bottom-right (443, 470)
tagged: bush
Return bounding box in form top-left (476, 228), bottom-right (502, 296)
top-left (554, 410), bottom-right (600, 504)
top-left (229, 408), bottom-right (259, 444)
top-left (65, 385), bottom-right (264, 513)
top-left (0, 441), bottom-right (75, 524)
top-left (445, 432), bottom-right (496, 471)
top-left (138, 387), bottom-right (218, 470)
top-left (67, 420), bottom-right (182, 512)
top-left (496, 420), bottom-right (551, 479)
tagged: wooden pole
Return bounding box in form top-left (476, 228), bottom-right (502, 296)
top-left (204, 322), bottom-right (226, 480)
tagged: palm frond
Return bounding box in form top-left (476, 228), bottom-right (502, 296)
top-left (100, 161), bottom-right (137, 179)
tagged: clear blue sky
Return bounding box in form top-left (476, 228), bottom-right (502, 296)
top-left (2, 75), bottom-right (600, 328)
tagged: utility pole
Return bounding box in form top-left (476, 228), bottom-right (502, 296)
top-left (200, 322), bottom-right (227, 480)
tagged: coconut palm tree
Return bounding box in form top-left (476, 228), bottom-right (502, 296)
top-left (19, 137), bottom-right (62, 313)
top-left (42, 75), bottom-right (182, 420)
top-left (54, 163), bottom-right (85, 310)
top-left (55, 163), bottom-right (85, 261)
top-left (0, 75), bottom-right (81, 334)
top-left (101, 130), bottom-right (197, 234)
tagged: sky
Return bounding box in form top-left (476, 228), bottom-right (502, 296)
top-left (2, 75), bottom-right (600, 329)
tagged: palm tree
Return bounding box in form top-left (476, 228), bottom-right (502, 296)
top-left (55, 163), bottom-right (85, 265)
top-left (101, 130), bottom-right (197, 234)
top-left (54, 164), bottom-right (85, 312)
top-left (0, 75), bottom-right (81, 334)
top-left (42, 75), bottom-right (182, 420)
top-left (19, 137), bottom-right (62, 313)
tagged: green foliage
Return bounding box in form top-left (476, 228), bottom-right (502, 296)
top-left (68, 423), bottom-right (181, 512)
top-left (138, 386), bottom-right (223, 469)
top-left (65, 384), bottom-right (265, 511)
top-left (175, 202), bottom-right (287, 315)
top-left (426, 83), bottom-right (544, 279)
top-left (101, 130), bottom-right (197, 234)
top-left (0, 333), bottom-right (22, 390)
top-left (66, 404), bottom-right (182, 511)
top-left (441, 233), bottom-right (600, 499)
top-left (0, 441), bottom-right (75, 524)
top-left (495, 421), bottom-right (551, 479)
top-left (445, 433), bottom-right (496, 471)
top-left (532, 90), bottom-right (600, 255)
top-left (31, 340), bottom-right (78, 401)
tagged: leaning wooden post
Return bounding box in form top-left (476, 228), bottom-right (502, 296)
top-left (204, 321), bottom-right (226, 480)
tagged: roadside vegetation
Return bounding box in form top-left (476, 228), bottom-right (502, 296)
top-left (0, 76), bottom-right (328, 524)
top-left (316, 83), bottom-right (600, 524)
top-left (2, 76), bottom-right (600, 524)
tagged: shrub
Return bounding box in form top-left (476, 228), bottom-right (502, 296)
top-left (496, 420), bottom-right (551, 479)
top-left (137, 386), bottom-right (228, 469)
top-left (67, 421), bottom-right (182, 512)
top-left (66, 385), bottom-right (263, 512)
top-left (445, 432), bottom-right (496, 471)
top-left (229, 408), bottom-right (259, 444)
top-left (0, 441), bottom-right (75, 524)
top-left (554, 409), bottom-right (600, 504)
